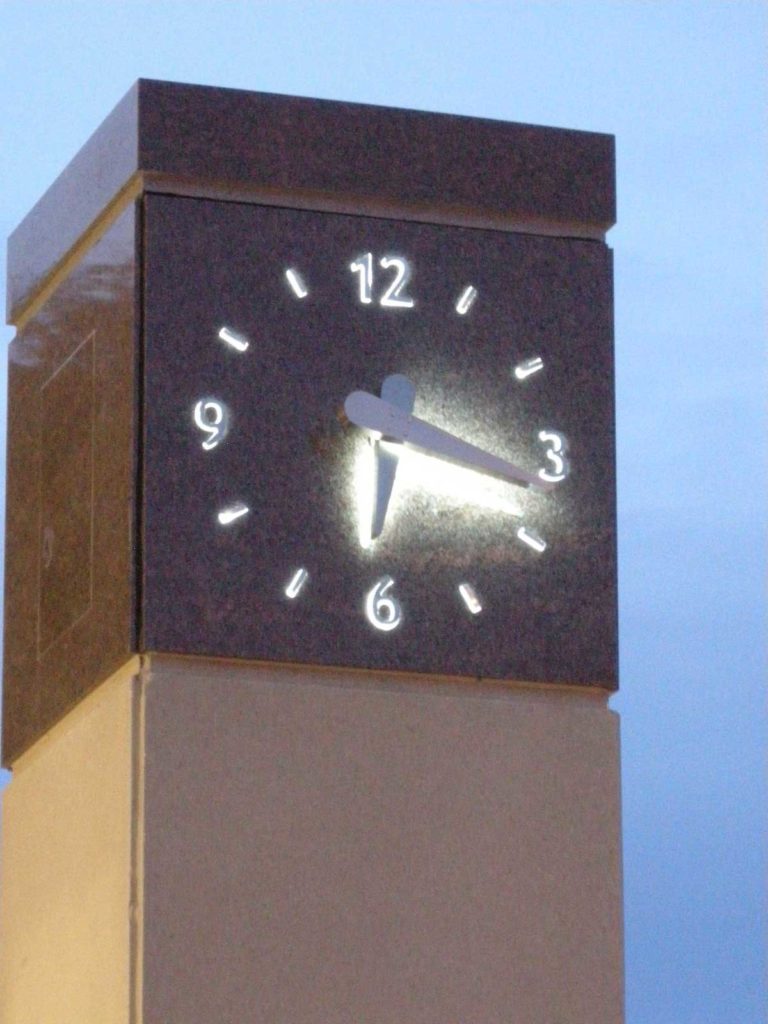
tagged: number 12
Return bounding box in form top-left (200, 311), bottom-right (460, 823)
top-left (349, 253), bottom-right (414, 308)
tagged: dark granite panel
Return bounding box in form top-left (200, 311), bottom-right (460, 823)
top-left (7, 79), bottom-right (614, 321)
top-left (6, 84), bottom-right (139, 323)
top-left (141, 196), bottom-right (617, 688)
top-left (39, 332), bottom-right (95, 653)
top-left (2, 206), bottom-right (138, 766)
top-left (4, 87), bottom-right (616, 762)
top-left (137, 79), bottom-right (615, 226)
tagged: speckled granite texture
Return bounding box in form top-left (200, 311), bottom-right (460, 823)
top-left (3, 80), bottom-right (616, 764)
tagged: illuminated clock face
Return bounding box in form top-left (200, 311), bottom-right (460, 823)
top-left (142, 195), bottom-right (617, 686)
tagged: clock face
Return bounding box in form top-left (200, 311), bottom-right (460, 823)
top-left (142, 195), bottom-right (617, 686)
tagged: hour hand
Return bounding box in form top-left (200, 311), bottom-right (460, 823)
top-left (344, 389), bottom-right (554, 492)
top-left (371, 374), bottom-right (416, 539)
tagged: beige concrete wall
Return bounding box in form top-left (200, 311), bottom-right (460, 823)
top-left (0, 660), bottom-right (140, 1024)
top-left (142, 657), bottom-right (624, 1024)
top-left (1, 656), bottom-right (623, 1023)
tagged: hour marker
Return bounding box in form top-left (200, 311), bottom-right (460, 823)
top-left (455, 285), bottom-right (477, 315)
top-left (517, 526), bottom-right (547, 553)
top-left (193, 398), bottom-right (229, 450)
top-left (285, 268), bottom-right (309, 298)
top-left (218, 326), bottom-right (249, 352)
top-left (350, 253), bottom-right (373, 304)
top-left (285, 567), bottom-right (309, 599)
top-left (458, 582), bottom-right (483, 615)
top-left (365, 576), bottom-right (403, 632)
top-left (217, 502), bottom-right (249, 526)
top-left (514, 356), bottom-right (544, 380)
top-left (350, 253), bottom-right (415, 308)
top-left (537, 430), bottom-right (570, 483)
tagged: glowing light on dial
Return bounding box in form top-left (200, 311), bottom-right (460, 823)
top-left (514, 356), bottom-right (544, 380)
top-left (365, 576), bottom-right (403, 632)
top-left (285, 268), bottom-right (309, 298)
top-left (217, 503), bottom-right (249, 526)
top-left (380, 444), bottom-right (524, 518)
top-left (285, 567), bottom-right (309, 599)
top-left (351, 437), bottom-right (525, 547)
top-left (517, 526), bottom-right (546, 553)
top-left (458, 582), bottom-right (483, 615)
top-left (455, 285), bottom-right (478, 315)
top-left (218, 326), bottom-right (249, 352)
top-left (355, 440), bottom-right (376, 549)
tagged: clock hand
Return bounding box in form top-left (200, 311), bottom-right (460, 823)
top-left (371, 375), bottom-right (416, 540)
top-left (344, 390), bottom-right (555, 492)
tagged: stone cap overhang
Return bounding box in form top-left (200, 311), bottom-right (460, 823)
top-left (7, 78), bottom-right (615, 323)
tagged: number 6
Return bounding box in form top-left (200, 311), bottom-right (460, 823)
top-left (365, 575), bottom-right (403, 632)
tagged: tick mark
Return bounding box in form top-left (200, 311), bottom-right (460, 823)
top-left (514, 356), bottom-right (544, 380)
top-left (217, 503), bottom-right (249, 526)
top-left (517, 526), bottom-right (546, 553)
top-left (458, 582), bottom-right (483, 615)
top-left (455, 285), bottom-right (478, 316)
top-left (285, 268), bottom-right (309, 298)
top-left (285, 567), bottom-right (309, 599)
top-left (218, 327), bottom-right (249, 352)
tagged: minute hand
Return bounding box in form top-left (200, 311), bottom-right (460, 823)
top-left (344, 390), bottom-right (554, 492)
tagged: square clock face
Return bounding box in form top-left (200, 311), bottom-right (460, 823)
top-left (142, 195), bottom-right (616, 686)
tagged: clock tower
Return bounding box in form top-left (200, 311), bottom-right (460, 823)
top-left (0, 81), bottom-right (623, 1023)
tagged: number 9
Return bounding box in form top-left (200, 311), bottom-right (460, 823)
top-left (193, 398), bottom-right (230, 450)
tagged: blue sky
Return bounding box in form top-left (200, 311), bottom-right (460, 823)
top-left (0, 2), bottom-right (765, 1021)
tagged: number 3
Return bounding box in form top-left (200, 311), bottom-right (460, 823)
top-left (537, 430), bottom-right (570, 483)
